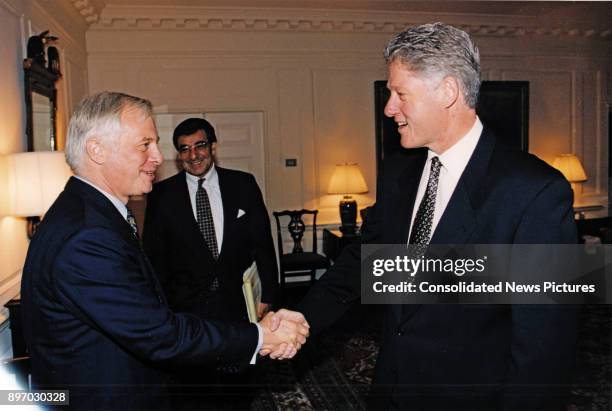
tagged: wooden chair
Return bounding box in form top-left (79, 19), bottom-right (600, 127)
top-left (273, 209), bottom-right (330, 290)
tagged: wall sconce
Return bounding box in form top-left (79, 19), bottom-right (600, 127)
top-left (327, 163), bottom-right (368, 235)
top-left (6, 151), bottom-right (72, 238)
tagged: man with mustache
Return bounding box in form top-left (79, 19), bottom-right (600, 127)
top-left (143, 117), bottom-right (279, 408)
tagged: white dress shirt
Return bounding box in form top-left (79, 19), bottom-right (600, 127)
top-left (185, 164), bottom-right (224, 252)
top-left (408, 117), bottom-right (483, 242)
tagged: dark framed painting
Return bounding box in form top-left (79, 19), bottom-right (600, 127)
top-left (374, 80), bottom-right (529, 177)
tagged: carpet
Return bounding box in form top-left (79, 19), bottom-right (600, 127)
top-left (251, 304), bottom-right (610, 411)
top-left (252, 305), bottom-right (379, 410)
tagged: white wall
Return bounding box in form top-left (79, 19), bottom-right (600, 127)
top-left (0, 0), bottom-right (88, 312)
top-left (86, 4), bottom-right (611, 224)
top-left (0, 0), bottom-right (28, 322)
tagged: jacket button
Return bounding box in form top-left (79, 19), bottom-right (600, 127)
top-left (396, 328), bottom-right (404, 336)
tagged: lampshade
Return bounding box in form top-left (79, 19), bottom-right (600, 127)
top-left (6, 151), bottom-right (72, 217)
top-left (327, 163), bottom-right (368, 195)
top-left (552, 154), bottom-right (587, 183)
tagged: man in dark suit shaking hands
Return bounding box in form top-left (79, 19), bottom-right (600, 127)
top-left (143, 118), bottom-right (279, 407)
top-left (272, 22), bottom-right (580, 410)
top-left (21, 91), bottom-right (308, 411)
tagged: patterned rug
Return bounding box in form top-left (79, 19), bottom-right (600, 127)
top-left (568, 305), bottom-right (612, 410)
top-left (251, 305), bottom-right (611, 411)
top-left (252, 305), bottom-right (379, 410)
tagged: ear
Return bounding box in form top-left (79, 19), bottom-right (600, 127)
top-left (438, 76), bottom-right (460, 108)
top-left (85, 138), bottom-right (107, 165)
top-left (210, 142), bottom-right (218, 158)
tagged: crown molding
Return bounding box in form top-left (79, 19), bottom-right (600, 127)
top-left (90, 5), bottom-right (611, 39)
top-left (69, 0), bottom-right (104, 24)
top-left (0, 0), bottom-right (22, 17)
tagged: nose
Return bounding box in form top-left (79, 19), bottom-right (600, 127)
top-left (384, 93), bottom-right (398, 118)
top-left (188, 146), bottom-right (199, 160)
top-left (150, 142), bottom-right (163, 165)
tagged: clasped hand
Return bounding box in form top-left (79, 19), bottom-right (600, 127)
top-left (258, 309), bottom-right (309, 360)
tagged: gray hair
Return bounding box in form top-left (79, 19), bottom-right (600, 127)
top-left (65, 91), bottom-right (153, 172)
top-left (384, 22), bottom-right (481, 108)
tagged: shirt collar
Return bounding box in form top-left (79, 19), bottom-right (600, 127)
top-left (74, 175), bottom-right (128, 219)
top-left (185, 164), bottom-right (219, 188)
top-left (428, 116), bottom-right (483, 180)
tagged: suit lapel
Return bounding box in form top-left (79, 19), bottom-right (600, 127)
top-left (384, 151), bottom-right (427, 323)
top-left (398, 129), bottom-right (496, 324)
top-left (69, 177), bottom-right (135, 242)
top-left (68, 178), bottom-right (168, 303)
top-left (217, 168), bottom-right (236, 260)
top-left (387, 150), bottom-right (427, 244)
top-left (430, 180), bottom-right (477, 244)
top-left (431, 128), bottom-right (495, 244)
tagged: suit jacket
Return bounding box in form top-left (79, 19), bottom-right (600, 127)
top-left (21, 177), bottom-right (259, 411)
top-left (143, 167), bottom-right (278, 322)
top-left (298, 129), bottom-right (580, 411)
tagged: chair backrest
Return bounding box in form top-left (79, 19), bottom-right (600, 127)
top-left (273, 209), bottom-right (319, 256)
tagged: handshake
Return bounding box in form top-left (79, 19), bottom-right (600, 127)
top-left (258, 309), bottom-right (310, 360)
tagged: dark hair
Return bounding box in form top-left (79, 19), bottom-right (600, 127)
top-left (172, 117), bottom-right (217, 149)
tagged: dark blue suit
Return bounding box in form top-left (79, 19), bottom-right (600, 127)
top-left (21, 177), bottom-right (259, 410)
top-left (298, 129), bottom-right (580, 410)
top-left (143, 168), bottom-right (278, 322)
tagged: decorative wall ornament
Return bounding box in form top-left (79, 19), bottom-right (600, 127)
top-left (69, 0), bottom-right (102, 23)
top-left (89, 7), bottom-right (611, 39)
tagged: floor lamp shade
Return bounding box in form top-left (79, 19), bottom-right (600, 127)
top-left (327, 163), bottom-right (368, 234)
top-left (7, 151), bottom-right (72, 218)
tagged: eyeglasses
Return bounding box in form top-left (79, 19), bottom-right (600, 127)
top-left (177, 140), bottom-right (210, 156)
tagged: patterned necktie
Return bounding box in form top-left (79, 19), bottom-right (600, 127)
top-left (196, 178), bottom-right (219, 260)
top-left (126, 207), bottom-right (138, 239)
top-left (409, 156), bottom-right (442, 246)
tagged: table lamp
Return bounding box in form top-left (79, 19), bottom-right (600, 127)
top-left (327, 163), bottom-right (368, 235)
top-left (6, 151), bottom-right (72, 238)
top-left (552, 153), bottom-right (587, 191)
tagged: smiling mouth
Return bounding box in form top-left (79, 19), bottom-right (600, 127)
top-left (397, 121), bottom-right (408, 128)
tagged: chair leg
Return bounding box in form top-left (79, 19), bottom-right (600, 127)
top-left (310, 270), bottom-right (316, 285)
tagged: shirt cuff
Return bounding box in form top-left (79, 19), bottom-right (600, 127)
top-left (250, 323), bottom-right (264, 364)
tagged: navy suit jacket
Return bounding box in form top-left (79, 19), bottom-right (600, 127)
top-left (143, 167), bottom-right (278, 322)
top-left (298, 129), bottom-right (580, 411)
top-left (21, 177), bottom-right (259, 410)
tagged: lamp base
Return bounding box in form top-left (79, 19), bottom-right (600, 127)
top-left (27, 216), bottom-right (41, 239)
top-left (339, 198), bottom-right (357, 235)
